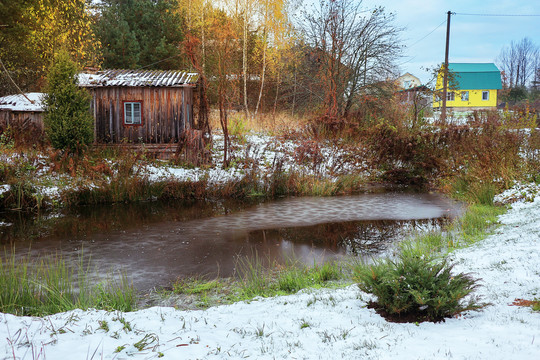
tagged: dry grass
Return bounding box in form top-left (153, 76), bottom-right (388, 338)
top-left (208, 109), bottom-right (308, 135)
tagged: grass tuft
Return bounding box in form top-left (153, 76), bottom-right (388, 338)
top-left (0, 248), bottom-right (135, 316)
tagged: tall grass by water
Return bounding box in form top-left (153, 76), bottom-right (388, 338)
top-left (0, 249), bottom-right (135, 316)
top-left (171, 254), bottom-right (347, 309)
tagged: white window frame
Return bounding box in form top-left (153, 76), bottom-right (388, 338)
top-left (124, 101), bottom-right (142, 125)
top-left (461, 91), bottom-right (469, 102)
top-left (482, 91), bottom-right (489, 101)
top-left (446, 92), bottom-right (455, 101)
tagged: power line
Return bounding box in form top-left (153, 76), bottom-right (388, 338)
top-left (0, 57), bottom-right (35, 104)
top-left (454, 12), bottom-right (540, 17)
top-left (397, 17), bottom-right (448, 66)
top-left (409, 19), bottom-right (447, 48)
top-left (137, 53), bottom-right (184, 70)
top-left (396, 18), bottom-right (448, 66)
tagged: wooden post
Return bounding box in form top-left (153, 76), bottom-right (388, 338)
top-left (441, 11), bottom-right (452, 122)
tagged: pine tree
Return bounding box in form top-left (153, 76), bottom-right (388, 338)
top-left (95, 0), bottom-right (184, 69)
top-left (43, 51), bottom-right (94, 153)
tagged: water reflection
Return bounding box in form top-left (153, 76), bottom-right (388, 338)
top-left (0, 193), bottom-right (461, 291)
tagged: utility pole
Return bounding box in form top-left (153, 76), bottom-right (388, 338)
top-left (441, 11), bottom-right (452, 122)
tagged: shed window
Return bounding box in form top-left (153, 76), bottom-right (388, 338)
top-left (124, 102), bottom-right (142, 125)
top-left (461, 91), bottom-right (469, 101)
top-left (482, 91), bottom-right (489, 101)
top-left (446, 92), bottom-right (455, 101)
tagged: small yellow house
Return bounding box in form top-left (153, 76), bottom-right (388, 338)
top-left (433, 63), bottom-right (502, 111)
top-left (396, 72), bottom-right (422, 89)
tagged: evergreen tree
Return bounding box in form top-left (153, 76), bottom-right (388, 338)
top-left (43, 51), bottom-right (94, 153)
top-left (95, 0), bottom-right (185, 69)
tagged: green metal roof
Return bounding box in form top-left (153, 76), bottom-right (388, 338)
top-left (448, 63), bottom-right (502, 90)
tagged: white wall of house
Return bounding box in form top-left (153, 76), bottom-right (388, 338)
top-left (396, 73), bottom-right (422, 89)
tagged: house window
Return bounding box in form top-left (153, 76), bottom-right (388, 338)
top-left (482, 91), bottom-right (489, 101)
top-left (461, 91), bottom-right (469, 101)
top-left (124, 101), bottom-right (142, 125)
top-left (446, 92), bottom-right (455, 101)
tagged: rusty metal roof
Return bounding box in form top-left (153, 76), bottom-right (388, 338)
top-left (78, 70), bottom-right (199, 88)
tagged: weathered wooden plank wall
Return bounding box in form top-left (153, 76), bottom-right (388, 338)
top-left (0, 110), bottom-right (45, 145)
top-left (0, 111), bottom-right (44, 131)
top-left (90, 86), bottom-right (193, 144)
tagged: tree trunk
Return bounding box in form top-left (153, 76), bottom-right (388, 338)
top-left (219, 91), bottom-right (229, 168)
top-left (273, 69), bottom-right (281, 119)
top-left (254, 30), bottom-right (267, 119)
top-left (291, 63), bottom-right (297, 117)
top-left (242, 3), bottom-right (250, 120)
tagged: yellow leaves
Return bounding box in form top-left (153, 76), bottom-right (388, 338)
top-left (25, 0), bottom-right (99, 70)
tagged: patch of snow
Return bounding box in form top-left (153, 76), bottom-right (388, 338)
top-left (494, 182), bottom-right (540, 205)
top-left (0, 184), bottom-right (9, 195)
top-left (1, 184), bottom-right (540, 359)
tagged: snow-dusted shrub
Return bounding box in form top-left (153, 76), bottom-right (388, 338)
top-left (355, 253), bottom-right (485, 322)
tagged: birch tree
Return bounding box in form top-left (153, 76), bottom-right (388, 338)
top-left (252, 0), bottom-right (292, 118)
top-left (497, 37), bottom-right (539, 88)
top-left (301, 0), bottom-right (402, 120)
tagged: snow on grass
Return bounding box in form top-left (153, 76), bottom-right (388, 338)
top-left (144, 132), bottom-right (360, 185)
top-left (1, 185), bottom-right (539, 359)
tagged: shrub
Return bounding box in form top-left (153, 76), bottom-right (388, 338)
top-left (363, 121), bottom-right (443, 186)
top-left (355, 253), bottom-right (485, 322)
top-left (43, 50), bottom-right (93, 153)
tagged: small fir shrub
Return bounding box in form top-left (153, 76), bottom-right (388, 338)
top-left (355, 253), bottom-right (485, 322)
top-left (43, 50), bottom-right (93, 153)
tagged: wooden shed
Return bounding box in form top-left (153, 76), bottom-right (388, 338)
top-left (78, 69), bottom-right (199, 144)
top-left (0, 92), bottom-right (45, 144)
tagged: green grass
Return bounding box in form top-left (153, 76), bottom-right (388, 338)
top-left (173, 276), bottom-right (222, 295)
top-left (451, 178), bottom-right (499, 206)
top-left (457, 204), bottom-right (505, 245)
top-left (0, 249), bottom-right (135, 316)
top-left (235, 255), bottom-right (345, 299)
top-left (170, 256), bottom-right (347, 309)
top-left (399, 203), bottom-right (506, 259)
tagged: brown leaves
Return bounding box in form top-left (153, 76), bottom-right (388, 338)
top-left (510, 298), bottom-right (540, 308)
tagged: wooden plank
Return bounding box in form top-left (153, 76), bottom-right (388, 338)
top-left (92, 84), bottom-right (195, 145)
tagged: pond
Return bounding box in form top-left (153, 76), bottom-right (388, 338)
top-left (0, 192), bottom-right (462, 291)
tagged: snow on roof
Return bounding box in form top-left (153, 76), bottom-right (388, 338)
top-left (78, 69), bottom-right (199, 88)
top-left (0, 92), bottom-right (45, 112)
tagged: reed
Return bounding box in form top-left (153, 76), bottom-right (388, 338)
top-left (457, 204), bottom-right (505, 245)
top-left (234, 254), bottom-right (345, 300)
top-left (0, 248), bottom-right (134, 316)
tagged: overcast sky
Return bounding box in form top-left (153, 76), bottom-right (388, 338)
top-left (355, 0), bottom-right (540, 84)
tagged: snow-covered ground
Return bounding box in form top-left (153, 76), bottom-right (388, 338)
top-left (1, 185), bottom-right (539, 359)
